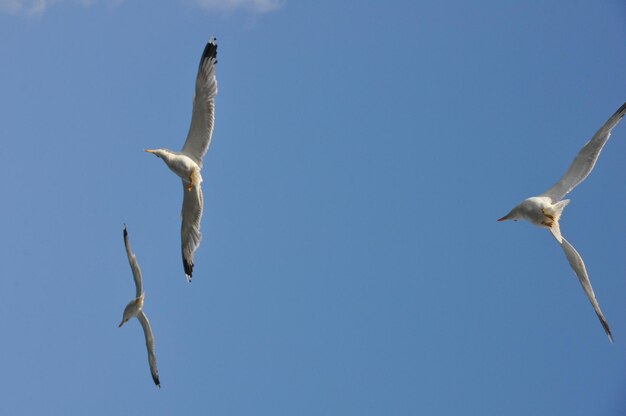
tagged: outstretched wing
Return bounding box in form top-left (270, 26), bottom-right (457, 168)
top-left (560, 237), bottom-right (612, 342)
top-left (542, 102), bottom-right (626, 202)
top-left (181, 38), bottom-right (218, 168)
top-left (181, 182), bottom-right (204, 281)
top-left (137, 310), bottom-right (160, 388)
top-left (123, 225), bottom-right (143, 298)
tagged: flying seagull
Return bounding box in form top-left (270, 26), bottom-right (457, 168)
top-left (118, 225), bottom-right (160, 388)
top-left (498, 101), bottom-right (626, 342)
top-left (145, 38), bottom-right (218, 281)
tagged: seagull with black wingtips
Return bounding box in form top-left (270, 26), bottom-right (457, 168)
top-left (118, 225), bottom-right (160, 388)
top-left (145, 38), bottom-right (219, 282)
top-left (498, 101), bottom-right (626, 342)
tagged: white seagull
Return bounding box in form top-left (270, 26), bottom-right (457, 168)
top-left (498, 101), bottom-right (626, 342)
top-left (119, 225), bottom-right (160, 388)
top-left (145, 38), bottom-right (218, 281)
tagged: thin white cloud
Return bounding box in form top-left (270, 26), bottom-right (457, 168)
top-left (193, 0), bottom-right (284, 14)
top-left (0, 0), bottom-right (120, 15)
top-left (0, 0), bottom-right (50, 15)
top-left (0, 0), bottom-right (283, 16)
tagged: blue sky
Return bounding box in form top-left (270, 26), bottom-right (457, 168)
top-left (0, 0), bottom-right (625, 414)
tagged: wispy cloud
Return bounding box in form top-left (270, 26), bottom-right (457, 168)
top-left (0, 0), bottom-right (50, 15)
top-left (0, 0), bottom-right (119, 16)
top-left (0, 0), bottom-right (283, 16)
top-left (192, 0), bottom-right (284, 14)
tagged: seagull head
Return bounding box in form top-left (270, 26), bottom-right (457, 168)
top-left (144, 149), bottom-right (163, 159)
top-left (119, 295), bottom-right (144, 328)
top-left (497, 207), bottom-right (521, 222)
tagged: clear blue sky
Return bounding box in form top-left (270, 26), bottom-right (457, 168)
top-left (0, 0), bottom-right (625, 414)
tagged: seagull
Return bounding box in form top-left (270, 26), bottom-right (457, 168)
top-left (498, 101), bottom-right (626, 342)
top-left (118, 225), bottom-right (161, 388)
top-left (145, 38), bottom-right (218, 281)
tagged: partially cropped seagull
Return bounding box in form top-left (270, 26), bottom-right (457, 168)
top-left (498, 101), bottom-right (626, 342)
top-left (145, 38), bottom-right (218, 281)
top-left (119, 225), bottom-right (160, 388)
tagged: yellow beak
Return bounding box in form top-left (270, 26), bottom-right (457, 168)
top-left (144, 149), bottom-right (155, 154)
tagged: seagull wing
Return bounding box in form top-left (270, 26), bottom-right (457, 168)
top-left (181, 181), bottom-right (203, 281)
top-left (137, 310), bottom-right (160, 388)
top-left (181, 38), bottom-right (218, 168)
top-left (542, 102), bottom-right (626, 202)
top-left (123, 225), bottom-right (143, 298)
top-left (560, 237), bottom-right (612, 342)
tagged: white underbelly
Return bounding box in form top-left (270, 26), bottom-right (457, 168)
top-left (168, 155), bottom-right (198, 181)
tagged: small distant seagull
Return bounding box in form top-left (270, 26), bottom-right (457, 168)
top-left (145, 38), bottom-right (218, 282)
top-left (498, 101), bottom-right (626, 342)
top-left (118, 225), bottom-right (160, 388)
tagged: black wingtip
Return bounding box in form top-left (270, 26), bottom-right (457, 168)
top-left (596, 313), bottom-right (613, 343)
top-left (200, 38), bottom-right (218, 63)
top-left (123, 224), bottom-right (128, 238)
top-left (603, 321), bottom-right (613, 343)
top-left (615, 101), bottom-right (626, 119)
top-left (183, 258), bottom-right (194, 281)
top-left (153, 375), bottom-right (161, 388)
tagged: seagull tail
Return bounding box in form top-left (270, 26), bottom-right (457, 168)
top-left (192, 169), bottom-right (203, 188)
top-left (551, 199), bottom-right (570, 221)
top-left (547, 199), bottom-right (570, 243)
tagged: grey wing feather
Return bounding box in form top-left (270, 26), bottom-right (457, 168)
top-left (542, 102), bottom-right (626, 202)
top-left (137, 311), bottom-right (160, 387)
top-left (123, 225), bottom-right (143, 298)
top-left (181, 182), bottom-right (203, 281)
top-left (181, 38), bottom-right (218, 168)
top-left (560, 237), bottom-right (613, 342)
